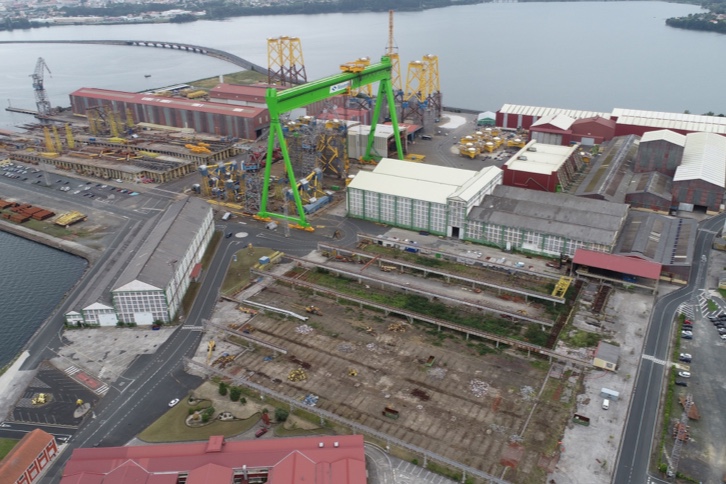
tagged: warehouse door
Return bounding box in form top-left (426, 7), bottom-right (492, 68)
top-left (532, 132), bottom-right (562, 146)
top-left (451, 227), bottom-right (460, 239)
top-left (580, 137), bottom-right (595, 146)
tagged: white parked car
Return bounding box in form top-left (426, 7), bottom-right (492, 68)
top-left (720, 334), bottom-right (726, 341)
top-left (681, 330), bottom-right (693, 336)
top-left (168, 398), bottom-right (180, 407)
top-left (679, 353), bottom-right (692, 359)
top-left (678, 371), bottom-right (691, 378)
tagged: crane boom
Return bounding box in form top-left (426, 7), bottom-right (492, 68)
top-left (31, 57), bottom-right (53, 116)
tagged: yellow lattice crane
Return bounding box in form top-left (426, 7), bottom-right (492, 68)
top-left (87, 109), bottom-right (99, 136)
top-left (126, 108), bottom-right (135, 130)
top-left (386, 10), bottom-right (402, 94)
top-left (267, 36), bottom-right (307, 86)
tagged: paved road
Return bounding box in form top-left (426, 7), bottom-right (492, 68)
top-left (613, 212), bottom-right (726, 484)
top-left (0, 422), bottom-right (73, 443)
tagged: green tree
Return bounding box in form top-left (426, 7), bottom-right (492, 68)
top-left (218, 382), bottom-right (228, 396)
top-left (229, 386), bottom-right (242, 402)
top-left (274, 407), bottom-right (289, 422)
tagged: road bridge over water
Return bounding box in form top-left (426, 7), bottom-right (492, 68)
top-left (0, 40), bottom-right (269, 77)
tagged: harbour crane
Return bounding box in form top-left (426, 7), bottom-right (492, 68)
top-left (31, 57), bottom-right (53, 116)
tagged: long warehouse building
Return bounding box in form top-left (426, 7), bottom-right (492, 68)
top-left (69, 88), bottom-right (270, 140)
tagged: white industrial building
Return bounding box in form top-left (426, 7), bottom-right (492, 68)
top-left (346, 125), bottom-right (401, 160)
top-left (81, 303), bottom-right (119, 327)
top-left (112, 197), bottom-right (214, 324)
top-left (346, 158), bottom-right (502, 238)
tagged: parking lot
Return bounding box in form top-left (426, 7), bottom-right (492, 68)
top-left (11, 362), bottom-right (97, 427)
top-left (674, 248), bottom-right (726, 483)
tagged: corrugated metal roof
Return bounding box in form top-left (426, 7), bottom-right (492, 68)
top-left (531, 113), bottom-right (575, 131)
top-left (83, 302), bottom-right (114, 311)
top-left (469, 186), bottom-right (628, 246)
top-left (71, 88), bottom-right (266, 119)
top-left (640, 129), bottom-right (686, 146)
top-left (504, 141), bottom-right (577, 175)
top-left (613, 108), bottom-right (726, 126)
top-left (113, 198), bottom-right (211, 292)
top-left (498, 104), bottom-right (608, 119)
top-left (348, 171), bottom-right (455, 205)
top-left (573, 249), bottom-right (661, 279)
top-left (450, 166), bottom-right (502, 202)
top-left (348, 158), bottom-right (490, 205)
top-left (673, 132), bottom-right (726, 187)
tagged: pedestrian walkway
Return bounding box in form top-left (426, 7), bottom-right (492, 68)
top-left (62, 365), bottom-right (108, 395)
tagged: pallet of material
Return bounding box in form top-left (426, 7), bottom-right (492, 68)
top-left (10, 203), bottom-right (32, 213)
top-left (3, 213), bottom-right (29, 223)
top-left (31, 209), bottom-right (55, 221)
top-left (19, 206), bottom-right (43, 216)
top-left (0, 200), bottom-right (15, 209)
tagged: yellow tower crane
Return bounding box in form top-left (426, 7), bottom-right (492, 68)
top-left (386, 10), bottom-right (402, 94)
top-left (65, 124), bottom-right (75, 150)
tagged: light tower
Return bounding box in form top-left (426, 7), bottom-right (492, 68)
top-left (31, 58), bottom-right (52, 116)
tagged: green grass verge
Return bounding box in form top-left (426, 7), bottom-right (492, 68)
top-left (707, 299), bottom-right (718, 312)
top-left (221, 247), bottom-right (276, 296)
top-left (138, 399), bottom-right (261, 443)
top-left (274, 426), bottom-right (336, 437)
top-left (188, 71), bottom-right (268, 89)
top-left (559, 328), bottom-right (602, 348)
top-left (0, 438), bottom-right (18, 460)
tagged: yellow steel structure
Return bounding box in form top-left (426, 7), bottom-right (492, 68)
top-left (459, 142), bottom-right (480, 159)
top-left (404, 60), bottom-right (427, 102)
top-left (421, 54), bottom-right (440, 96)
top-left (55, 211), bottom-right (87, 226)
top-left (105, 106), bottom-right (119, 138)
top-left (267, 36), bottom-right (307, 86)
top-left (386, 10), bottom-right (402, 93)
top-left (65, 124), bottom-right (75, 150)
top-left (43, 127), bottom-right (54, 153)
top-left (507, 137), bottom-right (526, 149)
top-left (552, 276), bottom-right (573, 298)
top-left (86, 109), bottom-right (99, 136)
top-left (52, 126), bottom-right (62, 153)
top-left (125, 108), bottom-right (134, 129)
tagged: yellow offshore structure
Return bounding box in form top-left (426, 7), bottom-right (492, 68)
top-left (267, 36), bottom-right (307, 85)
top-left (55, 211), bottom-right (87, 226)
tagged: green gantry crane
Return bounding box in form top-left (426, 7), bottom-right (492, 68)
top-left (256, 55), bottom-right (404, 231)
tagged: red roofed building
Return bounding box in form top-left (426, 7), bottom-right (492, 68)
top-left (209, 83), bottom-right (283, 108)
top-left (69, 88), bottom-right (270, 140)
top-left (61, 434), bottom-right (367, 484)
top-left (0, 429), bottom-right (59, 484)
top-left (573, 248), bottom-right (662, 290)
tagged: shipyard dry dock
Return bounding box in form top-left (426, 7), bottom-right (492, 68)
top-left (191, 245), bottom-right (587, 483)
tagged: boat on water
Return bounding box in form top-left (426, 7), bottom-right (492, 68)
top-left (144, 74), bottom-right (151, 78)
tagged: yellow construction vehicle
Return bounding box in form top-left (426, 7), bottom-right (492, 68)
top-left (32, 393), bottom-right (47, 405)
top-left (305, 305), bottom-right (322, 316)
top-left (206, 340), bottom-right (216, 365)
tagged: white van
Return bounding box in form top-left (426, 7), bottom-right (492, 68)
top-left (221, 212), bottom-right (231, 221)
top-left (602, 399), bottom-right (610, 410)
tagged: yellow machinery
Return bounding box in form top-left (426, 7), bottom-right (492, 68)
top-left (482, 141), bottom-right (495, 153)
top-left (459, 143), bottom-right (480, 159)
top-left (31, 393), bottom-right (47, 405)
top-left (186, 90), bottom-right (207, 99)
top-left (105, 106), bottom-right (120, 138)
top-left (267, 36), bottom-right (307, 86)
top-left (552, 276), bottom-right (573, 298)
top-left (206, 340), bottom-right (216, 365)
top-left (507, 137), bottom-right (526, 149)
top-left (342, 57), bottom-right (373, 96)
top-left (404, 153), bottom-right (425, 162)
top-left (76, 399), bottom-right (84, 406)
top-left (186, 143), bottom-right (212, 154)
top-left (126, 107), bottom-right (135, 129)
top-left (55, 211), bottom-right (87, 226)
top-left (305, 305), bottom-right (322, 316)
top-left (404, 60), bottom-right (427, 103)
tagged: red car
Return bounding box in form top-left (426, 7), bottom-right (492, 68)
top-left (255, 427), bottom-right (268, 438)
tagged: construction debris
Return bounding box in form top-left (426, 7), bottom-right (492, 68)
top-left (238, 306), bottom-right (258, 315)
top-left (348, 368), bottom-right (358, 377)
top-left (428, 367), bottom-right (447, 380)
top-left (366, 343), bottom-right (377, 352)
top-left (520, 386), bottom-right (535, 401)
top-left (295, 324), bottom-right (314, 335)
top-left (387, 322), bottom-right (407, 333)
top-left (288, 368), bottom-right (307, 382)
top-left (470, 379), bottom-right (490, 398)
top-left (411, 388), bottom-right (431, 401)
top-left (337, 342), bottom-right (354, 353)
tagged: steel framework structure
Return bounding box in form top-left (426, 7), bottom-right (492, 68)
top-left (257, 56), bottom-right (404, 230)
top-left (31, 57), bottom-right (52, 116)
top-left (267, 36), bottom-right (307, 86)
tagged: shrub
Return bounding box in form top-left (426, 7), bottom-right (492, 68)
top-left (275, 408), bottom-right (289, 422)
top-left (240, 397), bottom-right (247, 405)
top-left (229, 386), bottom-right (242, 402)
top-left (218, 382), bottom-right (228, 396)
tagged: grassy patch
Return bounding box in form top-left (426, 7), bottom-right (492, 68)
top-left (560, 328), bottom-right (602, 348)
top-left (274, 426), bottom-right (335, 437)
top-left (189, 71), bottom-right (268, 89)
top-left (138, 398), bottom-right (261, 442)
top-left (719, 288), bottom-right (726, 299)
top-left (0, 438), bottom-right (18, 460)
top-left (707, 299), bottom-right (718, 312)
top-left (221, 247), bottom-right (276, 296)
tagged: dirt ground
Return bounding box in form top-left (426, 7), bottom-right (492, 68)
top-left (198, 277), bottom-right (576, 482)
